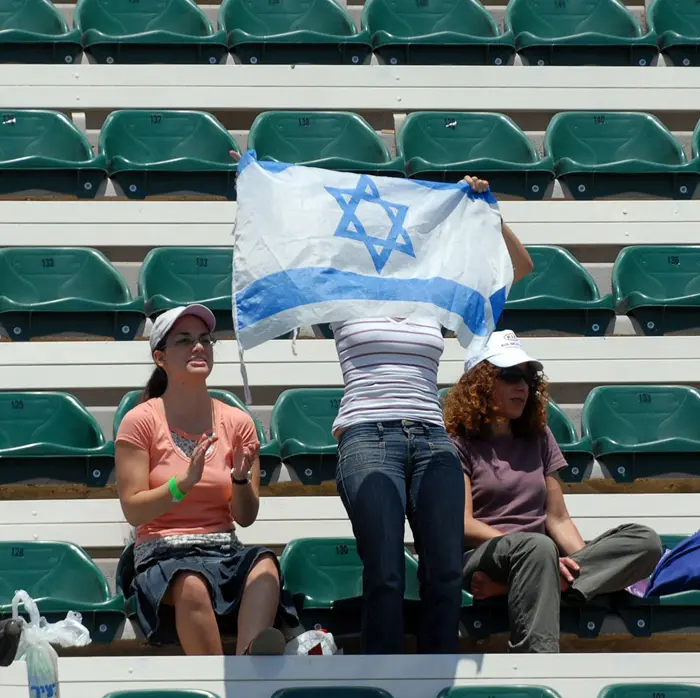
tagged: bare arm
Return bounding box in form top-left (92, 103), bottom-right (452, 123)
top-left (464, 474), bottom-right (505, 549)
top-left (230, 454), bottom-right (261, 527)
top-left (544, 475), bottom-right (585, 556)
top-left (116, 442), bottom-right (190, 527)
top-left (502, 221), bottom-right (534, 283)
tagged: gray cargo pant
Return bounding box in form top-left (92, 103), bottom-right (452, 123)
top-left (462, 524), bottom-right (663, 653)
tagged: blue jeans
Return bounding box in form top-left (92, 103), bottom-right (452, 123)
top-left (336, 420), bottom-right (465, 654)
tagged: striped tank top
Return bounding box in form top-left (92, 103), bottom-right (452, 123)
top-left (331, 317), bottom-right (445, 435)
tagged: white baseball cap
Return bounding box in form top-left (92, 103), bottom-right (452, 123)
top-left (149, 304), bottom-right (216, 352)
top-left (464, 329), bottom-right (543, 374)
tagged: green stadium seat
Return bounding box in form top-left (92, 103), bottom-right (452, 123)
top-left (438, 688), bottom-right (564, 698)
top-left (0, 541), bottom-right (124, 642)
top-left (582, 385), bottom-right (700, 482)
top-left (220, 0), bottom-right (371, 64)
top-left (279, 537), bottom-right (422, 636)
top-left (247, 111), bottom-right (404, 176)
top-left (104, 688), bottom-right (219, 698)
top-left (544, 111), bottom-right (698, 200)
top-left (598, 685), bottom-right (700, 698)
top-left (497, 246), bottom-right (615, 336)
top-left (75, 0), bottom-right (227, 64)
top-left (0, 110), bottom-right (105, 197)
top-left (396, 112), bottom-right (553, 199)
top-left (361, 0), bottom-right (514, 66)
top-left (0, 0), bottom-right (81, 63)
top-left (505, 0), bottom-right (658, 66)
top-left (612, 245), bottom-right (700, 336)
top-left (0, 247), bottom-right (144, 341)
top-left (439, 388), bottom-right (594, 481)
top-left (270, 388), bottom-right (342, 485)
top-left (648, 0), bottom-right (700, 66)
top-left (616, 539), bottom-right (700, 636)
top-left (99, 110), bottom-right (240, 200)
top-left (0, 392), bottom-right (114, 486)
top-left (138, 247), bottom-right (233, 329)
top-left (114, 390), bottom-right (280, 486)
top-left (547, 400), bottom-right (594, 482)
top-left (272, 690), bottom-right (394, 698)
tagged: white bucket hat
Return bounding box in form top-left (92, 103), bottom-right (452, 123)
top-left (464, 329), bottom-right (543, 374)
top-left (149, 304), bottom-right (216, 352)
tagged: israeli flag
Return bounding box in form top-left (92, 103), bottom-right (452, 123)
top-left (233, 151), bottom-right (514, 351)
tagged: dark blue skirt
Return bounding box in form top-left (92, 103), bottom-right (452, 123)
top-left (131, 540), bottom-right (301, 645)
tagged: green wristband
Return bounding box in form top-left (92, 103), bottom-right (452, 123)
top-left (168, 476), bottom-right (187, 502)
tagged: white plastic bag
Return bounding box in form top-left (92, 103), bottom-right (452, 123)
top-left (284, 629), bottom-right (340, 656)
top-left (11, 590), bottom-right (91, 698)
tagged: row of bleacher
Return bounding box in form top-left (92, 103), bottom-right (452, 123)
top-left (2, 385), bottom-right (700, 488)
top-left (7, 0), bottom-right (700, 67)
top-left (64, 689), bottom-right (700, 698)
top-left (2, 109), bottom-right (700, 201)
top-left (2, 533), bottom-right (699, 645)
top-left (0, 245), bottom-right (696, 341)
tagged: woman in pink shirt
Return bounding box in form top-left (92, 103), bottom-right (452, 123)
top-left (444, 329), bottom-right (662, 653)
top-left (115, 304), bottom-right (298, 655)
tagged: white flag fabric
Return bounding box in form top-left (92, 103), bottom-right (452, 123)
top-left (232, 151), bottom-right (514, 351)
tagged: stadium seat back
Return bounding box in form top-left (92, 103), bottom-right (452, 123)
top-left (220, 0), bottom-right (357, 36)
top-left (281, 537), bottom-right (365, 602)
top-left (507, 0), bottom-right (642, 39)
top-left (547, 400), bottom-right (578, 444)
top-left (0, 392), bottom-right (105, 451)
top-left (248, 111), bottom-right (393, 167)
top-left (280, 537), bottom-right (420, 605)
top-left (0, 0), bottom-right (67, 34)
top-left (439, 688), bottom-right (564, 698)
top-left (613, 246), bottom-right (700, 302)
top-left (0, 247), bottom-right (130, 305)
top-left (0, 110), bottom-right (93, 163)
top-left (272, 689), bottom-right (395, 698)
top-left (398, 112), bottom-right (538, 166)
top-left (0, 541), bottom-right (109, 604)
top-left (363, 0), bottom-right (498, 38)
top-left (508, 246), bottom-right (601, 302)
top-left (597, 684), bottom-right (700, 698)
top-left (583, 385), bottom-right (700, 445)
top-left (75, 0), bottom-right (213, 37)
top-left (648, 0), bottom-right (700, 38)
top-left (139, 247), bottom-right (232, 308)
top-left (100, 110), bottom-right (236, 167)
top-left (545, 112), bottom-right (686, 167)
top-left (269, 388), bottom-right (342, 449)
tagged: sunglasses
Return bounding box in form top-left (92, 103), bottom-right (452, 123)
top-left (497, 366), bottom-right (539, 386)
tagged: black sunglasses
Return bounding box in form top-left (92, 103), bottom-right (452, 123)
top-left (498, 365), bottom-right (539, 386)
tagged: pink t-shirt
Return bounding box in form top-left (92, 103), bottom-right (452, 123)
top-left (116, 397), bottom-right (259, 544)
top-left (451, 427), bottom-right (567, 537)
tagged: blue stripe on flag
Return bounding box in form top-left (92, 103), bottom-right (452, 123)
top-left (489, 287), bottom-right (507, 324)
top-left (236, 267), bottom-right (496, 336)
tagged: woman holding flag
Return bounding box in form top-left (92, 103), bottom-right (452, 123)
top-left (331, 176), bottom-right (534, 655)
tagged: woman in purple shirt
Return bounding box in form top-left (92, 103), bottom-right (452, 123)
top-left (443, 330), bottom-right (662, 653)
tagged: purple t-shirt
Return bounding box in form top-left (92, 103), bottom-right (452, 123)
top-left (451, 427), bottom-right (567, 536)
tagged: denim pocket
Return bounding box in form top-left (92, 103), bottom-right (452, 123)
top-left (337, 424), bottom-right (386, 476)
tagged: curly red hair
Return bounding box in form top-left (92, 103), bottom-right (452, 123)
top-left (444, 361), bottom-right (550, 440)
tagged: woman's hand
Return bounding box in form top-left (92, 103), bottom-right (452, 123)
top-left (232, 441), bottom-right (260, 483)
top-left (558, 556), bottom-right (580, 590)
top-left (181, 432), bottom-right (218, 493)
top-left (462, 175), bottom-right (489, 193)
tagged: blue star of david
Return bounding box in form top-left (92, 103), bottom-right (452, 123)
top-left (325, 174), bottom-right (415, 274)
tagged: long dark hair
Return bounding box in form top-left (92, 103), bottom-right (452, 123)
top-left (143, 337), bottom-right (168, 401)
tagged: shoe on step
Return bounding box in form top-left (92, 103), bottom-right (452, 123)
top-left (0, 619), bottom-right (22, 667)
top-left (243, 627), bottom-right (286, 656)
